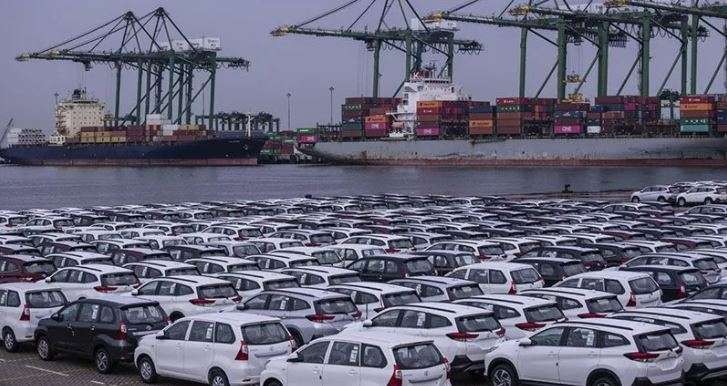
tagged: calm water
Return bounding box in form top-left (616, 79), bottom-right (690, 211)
top-left (0, 164), bottom-right (726, 210)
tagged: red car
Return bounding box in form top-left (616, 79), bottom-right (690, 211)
top-left (0, 254), bottom-right (57, 283)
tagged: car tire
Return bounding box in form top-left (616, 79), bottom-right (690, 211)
top-left (138, 355), bottom-right (158, 383)
top-left (657, 196), bottom-right (666, 202)
top-left (169, 312), bottom-right (184, 322)
top-left (3, 328), bottom-right (19, 353)
top-left (36, 335), bottom-right (54, 361)
top-left (631, 196), bottom-right (640, 203)
top-left (589, 374), bottom-right (620, 386)
top-left (265, 380), bottom-right (283, 386)
top-left (290, 330), bottom-right (304, 349)
top-left (94, 347), bottom-right (115, 374)
top-left (678, 198), bottom-right (686, 207)
top-left (705, 197), bottom-right (714, 204)
top-left (209, 368), bottom-right (230, 386)
top-left (490, 363), bottom-right (519, 386)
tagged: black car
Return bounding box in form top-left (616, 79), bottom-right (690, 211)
top-left (166, 245), bottom-right (226, 261)
top-left (110, 248), bottom-right (173, 266)
top-left (346, 254), bottom-right (433, 282)
top-left (687, 284), bottom-right (727, 301)
top-left (413, 250), bottom-right (478, 276)
top-left (39, 241), bottom-right (96, 256)
top-left (588, 242), bottom-right (644, 267)
top-left (621, 265), bottom-right (709, 302)
top-left (520, 246), bottom-right (607, 271)
top-left (513, 257), bottom-right (586, 286)
top-left (35, 296), bottom-right (168, 373)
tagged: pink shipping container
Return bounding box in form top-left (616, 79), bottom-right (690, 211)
top-left (416, 127), bottom-right (441, 137)
top-left (364, 128), bottom-right (389, 138)
top-left (554, 125), bottom-right (583, 134)
top-left (364, 122), bottom-right (392, 131)
top-left (298, 134), bottom-right (318, 144)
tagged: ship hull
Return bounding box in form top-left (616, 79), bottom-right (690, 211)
top-left (0, 137), bottom-right (266, 166)
top-left (300, 137), bottom-right (727, 167)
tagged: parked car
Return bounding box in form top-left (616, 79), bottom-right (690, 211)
top-left (48, 251), bottom-right (113, 268)
top-left (123, 260), bottom-right (200, 283)
top-left (326, 282), bottom-right (421, 320)
top-left (345, 254), bottom-right (434, 282)
top-left (213, 271), bottom-right (300, 301)
top-left (520, 246), bottom-right (607, 271)
top-left (513, 257), bottom-right (585, 286)
top-left (0, 282), bottom-right (67, 352)
top-left (390, 276), bottom-right (483, 301)
top-left (446, 262), bottom-right (544, 294)
top-left (186, 256), bottom-right (259, 274)
top-left (677, 185), bottom-right (727, 206)
top-left (0, 254), bottom-right (56, 283)
top-left (520, 288), bottom-right (624, 319)
top-left (45, 264), bottom-right (139, 301)
top-left (280, 266), bottom-right (360, 287)
top-left (554, 270), bottom-right (662, 308)
top-left (413, 250), bottom-right (478, 276)
top-left (621, 265), bottom-right (709, 302)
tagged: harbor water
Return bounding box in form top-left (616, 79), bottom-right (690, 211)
top-left (1, 164), bottom-right (726, 210)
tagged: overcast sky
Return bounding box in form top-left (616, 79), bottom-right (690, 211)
top-left (1, 0), bottom-right (725, 130)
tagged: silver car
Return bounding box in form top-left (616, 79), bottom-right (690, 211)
top-left (234, 287), bottom-right (361, 347)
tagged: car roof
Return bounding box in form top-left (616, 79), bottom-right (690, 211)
top-left (215, 270), bottom-right (295, 281)
top-left (460, 294), bottom-right (556, 308)
top-left (391, 275), bottom-right (477, 287)
top-left (455, 262), bottom-right (535, 271)
top-left (324, 331), bottom-right (436, 348)
top-left (515, 257), bottom-right (581, 264)
top-left (388, 301), bottom-right (493, 317)
top-left (263, 287), bottom-right (347, 299)
top-left (624, 265), bottom-right (701, 272)
top-left (327, 282), bottom-right (417, 294)
top-left (154, 275), bottom-right (229, 286)
top-left (567, 270), bottom-right (652, 280)
top-left (71, 264), bottom-right (132, 274)
top-left (557, 318), bottom-right (675, 335)
top-left (184, 311), bottom-right (279, 325)
top-left (612, 307), bottom-right (720, 324)
top-left (125, 260), bottom-right (195, 269)
top-left (282, 266), bottom-right (357, 276)
top-left (0, 282), bottom-right (64, 292)
top-left (522, 287), bottom-right (617, 299)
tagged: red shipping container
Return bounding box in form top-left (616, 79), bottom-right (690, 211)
top-left (416, 127), bottom-right (441, 137)
top-left (365, 127), bottom-right (389, 138)
top-left (364, 122), bottom-right (392, 131)
top-left (554, 125), bottom-right (583, 134)
top-left (682, 95), bottom-right (716, 103)
top-left (496, 97), bottom-right (531, 106)
top-left (496, 126), bottom-right (522, 135)
top-left (298, 134), bottom-right (318, 144)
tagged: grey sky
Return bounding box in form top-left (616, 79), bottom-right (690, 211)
top-left (1, 0), bottom-right (724, 130)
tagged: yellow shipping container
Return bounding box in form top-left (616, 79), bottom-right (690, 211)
top-left (417, 101), bottom-right (443, 109)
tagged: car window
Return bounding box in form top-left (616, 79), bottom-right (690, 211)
top-left (215, 323), bottom-right (235, 344)
top-left (372, 310), bottom-right (400, 327)
top-left (399, 310), bottom-right (428, 328)
top-left (367, 260), bottom-right (385, 274)
top-left (581, 278), bottom-right (604, 291)
top-left (328, 341), bottom-right (360, 366)
top-left (99, 306), bottom-right (115, 323)
top-left (6, 291), bottom-right (20, 308)
top-left (565, 328), bottom-right (596, 348)
top-left (361, 345), bottom-right (387, 368)
top-left (469, 269), bottom-right (489, 283)
top-left (355, 292), bottom-right (378, 305)
top-left (188, 320), bottom-right (215, 342)
top-left (489, 270), bottom-right (507, 284)
top-left (165, 320), bottom-right (190, 340)
top-left (448, 269), bottom-right (467, 279)
top-left (298, 341), bottom-right (329, 364)
top-left (653, 272), bottom-right (674, 286)
top-left (603, 333), bottom-right (630, 347)
top-left (158, 281), bottom-right (177, 296)
top-left (531, 326), bottom-right (565, 346)
top-left (558, 278), bottom-right (580, 288)
top-left (77, 303), bottom-right (100, 322)
top-left (245, 294), bottom-right (268, 310)
top-left (693, 287), bottom-right (721, 300)
top-left (495, 305), bottom-right (520, 319)
top-left (428, 314), bottom-right (451, 328)
top-left (268, 295), bottom-right (290, 311)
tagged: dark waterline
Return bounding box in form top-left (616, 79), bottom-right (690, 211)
top-left (0, 164), bottom-right (725, 210)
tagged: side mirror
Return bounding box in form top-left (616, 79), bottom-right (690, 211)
top-left (287, 352), bottom-right (301, 363)
top-left (50, 313), bottom-right (61, 322)
top-left (44, 277), bottom-right (52, 283)
top-left (518, 338), bottom-right (534, 347)
top-left (131, 289), bottom-right (139, 296)
top-left (155, 331), bottom-right (169, 340)
top-left (362, 320), bottom-right (373, 328)
top-left (236, 303), bottom-right (248, 311)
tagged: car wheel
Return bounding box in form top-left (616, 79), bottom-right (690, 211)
top-left (290, 330), bottom-right (304, 349)
top-left (657, 196), bottom-right (666, 202)
top-left (705, 197), bottom-right (714, 204)
top-left (138, 356), bottom-right (158, 383)
top-left (3, 328), bottom-right (18, 352)
top-left (36, 335), bottom-right (54, 360)
top-left (169, 312), bottom-right (184, 322)
top-left (209, 369), bottom-right (230, 386)
top-left (490, 364), bottom-right (519, 386)
top-left (631, 196), bottom-right (640, 203)
top-left (94, 347), bottom-right (115, 374)
top-left (678, 198), bottom-right (686, 207)
top-left (590, 374), bottom-right (619, 386)
top-left (265, 380), bottom-right (283, 386)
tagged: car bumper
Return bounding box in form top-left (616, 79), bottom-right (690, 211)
top-left (631, 375), bottom-right (684, 386)
top-left (450, 355), bottom-right (485, 374)
top-left (685, 363), bottom-right (727, 382)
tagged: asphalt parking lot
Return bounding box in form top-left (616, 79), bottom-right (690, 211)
top-left (0, 345), bottom-right (487, 386)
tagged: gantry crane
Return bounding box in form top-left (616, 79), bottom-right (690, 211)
top-left (271, 0), bottom-right (482, 98)
top-left (16, 8), bottom-right (250, 130)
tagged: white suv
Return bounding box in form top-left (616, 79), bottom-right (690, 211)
top-left (0, 283), bottom-right (67, 352)
top-left (260, 332), bottom-right (451, 386)
top-left (677, 186), bottom-right (727, 206)
top-left (44, 264), bottom-right (139, 301)
top-left (484, 318), bottom-right (684, 386)
top-left (554, 270), bottom-right (662, 309)
top-left (446, 262), bottom-right (544, 294)
top-left (134, 312), bottom-right (294, 385)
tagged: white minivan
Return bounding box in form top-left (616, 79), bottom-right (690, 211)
top-left (0, 282), bottom-right (67, 352)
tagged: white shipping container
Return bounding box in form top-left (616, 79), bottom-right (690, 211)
top-left (586, 126), bottom-right (602, 134)
top-left (202, 37), bottom-right (221, 51)
top-left (661, 107), bottom-right (680, 120)
top-left (146, 114), bottom-right (164, 125)
top-left (162, 124), bottom-right (179, 136)
top-left (189, 38), bottom-right (204, 50)
top-left (172, 40), bottom-right (191, 51)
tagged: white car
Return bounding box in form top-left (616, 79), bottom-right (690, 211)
top-left (186, 256), bottom-right (259, 274)
top-left (260, 332), bottom-right (451, 386)
top-left (427, 240), bottom-right (507, 260)
top-left (631, 185), bottom-right (675, 203)
top-left (554, 270), bottom-right (662, 308)
top-left (454, 294), bottom-right (566, 339)
top-left (213, 271), bottom-right (300, 300)
top-left (134, 312), bottom-right (294, 385)
top-left (484, 318), bottom-right (684, 386)
top-left (280, 266), bottom-right (360, 288)
top-left (0, 282), bottom-right (67, 352)
top-left (389, 276), bottom-right (483, 302)
top-left (132, 275), bottom-right (241, 321)
top-left (123, 260), bottom-right (200, 283)
top-left (609, 307), bottom-right (727, 384)
top-left (446, 262), bottom-right (544, 294)
top-left (677, 186), bottom-right (727, 206)
top-left (326, 282), bottom-right (421, 320)
top-left (44, 264), bottom-right (139, 301)
top-left (520, 288), bottom-right (625, 319)
top-left (343, 302), bottom-right (504, 374)
top-left (247, 238), bottom-right (305, 253)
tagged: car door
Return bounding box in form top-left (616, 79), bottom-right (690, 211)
top-left (467, 268), bottom-right (491, 293)
top-left (517, 326), bottom-right (564, 383)
top-left (51, 302), bottom-right (81, 353)
top-left (652, 271), bottom-right (677, 301)
top-left (365, 259), bottom-right (386, 282)
top-left (322, 340), bottom-right (361, 386)
top-left (557, 327), bottom-right (599, 385)
top-left (287, 340), bottom-right (329, 386)
top-left (184, 320), bottom-right (215, 381)
top-left (154, 320), bottom-right (190, 376)
top-left (73, 302), bottom-right (101, 356)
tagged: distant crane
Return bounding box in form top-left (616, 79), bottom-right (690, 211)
top-left (0, 119), bottom-right (14, 149)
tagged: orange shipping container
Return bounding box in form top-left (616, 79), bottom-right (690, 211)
top-left (681, 103), bottom-right (714, 111)
top-left (364, 115), bottom-right (390, 123)
top-left (469, 120), bottom-right (494, 129)
top-left (417, 101), bottom-right (444, 109)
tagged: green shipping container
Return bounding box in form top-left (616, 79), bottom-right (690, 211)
top-left (296, 127), bottom-right (317, 134)
top-left (680, 118), bottom-right (710, 125)
top-left (680, 124), bottom-right (711, 133)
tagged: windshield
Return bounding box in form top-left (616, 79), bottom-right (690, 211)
top-left (693, 319), bottom-right (727, 339)
top-left (562, 263), bottom-right (586, 276)
top-left (23, 261), bottom-right (56, 275)
top-left (229, 263), bottom-right (258, 273)
top-left (457, 314), bottom-right (501, 332)
top-left (329, 274), bottom-right (361, 285)
top-left (383, 291), bottom-right (421, 307)
top-left (636, 331), bottom-right (679, 351)
top-left (123, 304), bottom-right (166, 324)
top-left (525, 305), bottom-right (565, 322)
top-left (264, 279), bottom-right (299, 290)
top-left (479, 246), bottom-right (505, 256)
top-left (233, 245), bottom-right (260, 257)
top-left (447, 284), bottom-right (483, 300)
top-left (679, 271), bottom-right (707, 287)
top-left (197, 284), bottom-right (237, 298)
top-left (390, 239), bottom-right (414, 249)
top-left (310, 234), bottom-right (334, 244)
top-left (313, 251), bottom-right (341, 265)
top-left (587, 297), bottom-right (623, 313)
top-left (242, 322), bottom-right (289, 345)
top-left (624, 248), bottom-right (642, 258)
top-left (167, 268), bottom-right (199, 276)
top-left (25, 290), bottom-right (66, 308)
top-left (629, 277), bottom-right (659, 295)
top-left (695, 259), bottom-right (719, 271)
top-left (290, 259), bottom-right (318, 268)
top-left (405, 259), bottom-right (433, 274)
top-left (101, 272), bottom-right (138, 286)
top-left (394, 343), bottom-right (444, 370)
top-left (512, 268), bottom-right (542, 284)
top-left (315, 298), bottom-right (357, 314)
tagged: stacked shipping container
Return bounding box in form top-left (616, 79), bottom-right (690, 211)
top-left (467, 101), bottom-right (494, 136)
top-left (415, 100), bottom-right (469, 138)
top-left (680, 95), bottom-right (715, 134)
top-left (495, 97), bottom-right (531, 136)
top-left (341, 97), bottom-right (398, 139)
top-left (553, 102), bottom-right (590, 135)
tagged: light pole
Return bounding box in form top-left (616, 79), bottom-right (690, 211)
top-left (329, 86), bottom-right (335, 125)
top-left (286, 92), bottom-right (292, 129)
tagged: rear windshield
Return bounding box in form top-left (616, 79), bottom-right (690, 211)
top-left (581, 252), bottom-right (604, 263)
top-left (693, 319), bottom-right (727, 340)
top-left (242, 322), bottom-right (289, 345)
top-left (394, 343), bottom-right (443, 370)
top-left (329, 274), bottom-right (361, 285)
top-left (562, 263), bottom-right (586, 276)
top-left (313, 251), bottom-right (341, 265)
top-left (281, 242), bottom-right (304, 248)
top-left (382, 291), bottom-right (421, 307)
top-left (525, 305), bottom-right (565, 322)
top-left (479, 246), bottom-right (505, 256)
top-left (315, 298), bottom-right (357, 314)
top-left (454, 254), bottom-right (478, 266)
top-left (23, 261), bottom-right (56, 275)
top-left (629, 277), bottom-right (659, 295)
top-left (264, 279), bottom-right (299, 290)
top-left (167, 268), bottom-right (199, 276)
top-left (456, 314), bottom-right (501, 332)
top-left (233, 245), bottom-right (260, 257)
top-left (679, 271), bottom-right (707, 287)
top-left (636, 331), bottom-right (679, 351)
top-left (447, 284), bottom-right (483, 300)
top-left (229, 263), bottom-right (257, 273)
top-left (197, 284), bottom-right (237, 299)
top-left (695, 259), bottom-right (719, 270)
top-left (587, 297), bottom-right (623, 313)
top-left (362, 248), bottom-right (385, 257)
top-left (25, 290), bottom-right (66, 308)
top-left (123, 304), bottom-right (166, 324)
top-left (311, 234), bottom-right (335, 244)
top-left (511, 268), bottom-right (541, 284)
top-left (405, 259), bottom-right (433, 274)
top-left (623, 248), bottom-right (642, 258)
top-left (101, 272), bottom-right (139, 286)
top-left (390, 239), bottom-right (414, 249)
top-left (290, 259), bottom-right (318, 268)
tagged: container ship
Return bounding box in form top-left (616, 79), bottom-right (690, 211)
top-left (298, 70), bottom-right (727, 166)
top-left (0, 90), bottom-right (266, 166)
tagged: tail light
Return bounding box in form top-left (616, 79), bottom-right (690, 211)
top-left (306, 314), bottom-right (335, 323)
top-left (624, 352), bottom-right (660, 362)
top-left (626, 293), bottom-right (637, 307)
top-left (19, 305), bottom-right (30, 321)
top-left (94, 285), bottom-right (117, 293)
top-left (446, 332), bottom-right (479, 342)
top-left (114, 322), bottom-right (128, 340)
top-left (676, 285), bottom-right (687, 299)
top-left (235, 340), bottom-right (249, 361)
top-left (387, 364), bottom-right (403, 386)
top-left (682, 339), bottom-right (714, 349)
top-left (578, 312), bottom-right (606, 319)
top-left (231, 296), bottom-right (242, 303)
top-left (515, 322), bottom-right (545, 331)
top-left (508, 283), bottom-right (518, 295)
top-left (189, 298), bottom-right (215, 306)
top-left (351, 310), bottom-right (362, 319)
